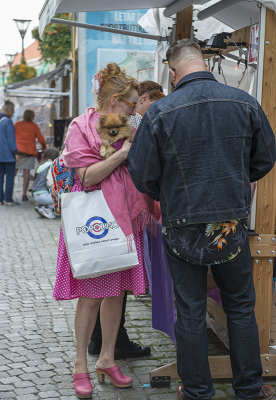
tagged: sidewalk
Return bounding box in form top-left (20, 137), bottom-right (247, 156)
top-left (0, 179), bottom-right (275, 399)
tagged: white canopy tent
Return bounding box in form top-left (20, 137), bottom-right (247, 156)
top-left (38, 0), bottom-right (266, 96)
top-left (39, 0), bottom-right (276, 36)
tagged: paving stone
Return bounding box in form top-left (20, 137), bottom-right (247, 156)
top-left (15, 394), bottom-right (38, 400)
top-left (14, 386), bottom-right (38, 395)
top-left (149, 393), bottom-right (177, 400)
top-left (0, 376), bottom-right (22, 385)
top-left (38, 390), bottom-right (60, 398)
top-left (0, 393), bottom-right (16, 399)
top-left (0, 384), bottom-right (15, 392)
top-left (15, 380), bottom-right (36, 388)
top-left (18, 372), bottom-right (38, 381)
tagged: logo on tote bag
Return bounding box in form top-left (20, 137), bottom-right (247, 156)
top-left (76, 216), bottom-right (119, 239)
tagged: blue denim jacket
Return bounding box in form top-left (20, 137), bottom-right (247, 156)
top-left (128, 71), bottom-right (276, 228)
top-left (0, 113), bottom-right (18, 162)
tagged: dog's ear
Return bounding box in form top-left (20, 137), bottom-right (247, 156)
top-left (118, 114), bottom-right (128, 124)
top-left (99, 114), bottom-right (107, 125)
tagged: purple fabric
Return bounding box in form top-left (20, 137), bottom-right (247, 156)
top-left (112, 139), bottom-right (124, 151)
top-left (143, 223), bottom-right (222, 342)
top-left (207, 287), bottom-right (222, 304)
top-left (143, 224), bottom-right (176, 342)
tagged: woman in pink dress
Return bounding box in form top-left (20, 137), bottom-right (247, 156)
top-left (53, 63), bottom-right (160, 399)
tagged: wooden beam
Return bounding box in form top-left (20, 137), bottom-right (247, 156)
top-left (270, 292), bottom-right (276, 345)
top-left (230, 25), bottom-right (251, 46)
top-left (253, 7), bottom-right (276, 355)
top-left (207, 297), bottom-right (227, 330)
top-left (250, 234), bottom-right (276, 257)
top-left (175, 6), bottom-right (193, 40)
top-left (202, 24), bottom-right (253, 58)
top-left (253, 258), bottom-right (273, 352)
top-left (150, 354), bottom-right (276, 380)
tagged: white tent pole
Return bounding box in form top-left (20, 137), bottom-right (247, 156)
top-left (5, 89), bottom-right (70, 96)
top-left (256, 5), bottom-right (266, 105)
top-left (69, 70), bottom-right (73, 117)
top-left (77, 12), bottom-right (87, 115)
top-left (197, 0), bottom-right (242, 20)
top-left (51, 18), bottom-right (168, 41)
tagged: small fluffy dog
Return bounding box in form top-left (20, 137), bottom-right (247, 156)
top-left (96, 113), bottom-right (134, 159)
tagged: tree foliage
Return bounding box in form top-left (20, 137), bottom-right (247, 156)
top-left (32, 13), bottom-right (72, 66)
top-left (8, 62), bottom-right (37, 83)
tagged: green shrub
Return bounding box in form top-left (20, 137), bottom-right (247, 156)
top-left (32, 13), bottom-right (72, 66)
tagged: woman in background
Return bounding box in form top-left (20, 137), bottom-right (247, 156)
top-left (131, 80), bottom-right (165, 128)
top-left (15, 109), bottom-right (46, 201)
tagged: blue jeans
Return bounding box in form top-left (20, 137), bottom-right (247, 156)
top-left (0, 162), bottom-right (16, 203)
top-left (164, 239), bottom-right (263, 400)
top-left (33, 192), bottom-right (54, 209)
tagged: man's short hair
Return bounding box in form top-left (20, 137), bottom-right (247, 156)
top-left (166, 38), bottom-right (204, 66)
top-left (3, 100), bottom-right (14, 112)
top-left (23, 109), bottom-right (35, 122)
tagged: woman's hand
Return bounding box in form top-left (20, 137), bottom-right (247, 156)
top-left (77, 140), bottom-right (132, 186)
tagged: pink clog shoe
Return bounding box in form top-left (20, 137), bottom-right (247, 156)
top-left (73, 373), bottom-right (93, 399)
top-left (95, 364), bottom-right (132, 388)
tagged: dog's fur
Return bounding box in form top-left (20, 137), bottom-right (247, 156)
top-left (96, 113), bottom-right (133, 159)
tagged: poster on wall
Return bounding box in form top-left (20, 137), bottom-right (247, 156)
top-left (79, 9), bottom-right (156, 110)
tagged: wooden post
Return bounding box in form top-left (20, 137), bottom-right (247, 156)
top-left (175, 6), bottom-right (193, 40)
top-left (252, 7), bottom-right (276, 354)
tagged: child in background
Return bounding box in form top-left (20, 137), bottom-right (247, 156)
top-left (33, 147), bottom-right (59, 219)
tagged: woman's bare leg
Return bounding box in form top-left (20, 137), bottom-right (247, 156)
top-left (74, 297), bottom-right (102, 373)
top-left (97, 291), bottom-right (125, 367)
top-left (23, 169), bottom-right (30, 197)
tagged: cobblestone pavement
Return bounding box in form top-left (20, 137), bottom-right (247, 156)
top-left (0, 179), bottom-right (275, 400)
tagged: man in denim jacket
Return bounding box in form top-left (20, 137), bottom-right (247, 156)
top-left (0, 100), bottom-right (19, 205)
top-left (128, 39), bottom-right (276, 400)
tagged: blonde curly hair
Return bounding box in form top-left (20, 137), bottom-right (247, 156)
top-left (96, 63), bottom-right (138, 110)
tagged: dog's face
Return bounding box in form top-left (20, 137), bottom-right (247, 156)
top-left (98, 113), bottom-right (129, 138)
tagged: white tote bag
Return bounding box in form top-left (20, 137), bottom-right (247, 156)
top-left (61, 189), bottom-right (138, 279)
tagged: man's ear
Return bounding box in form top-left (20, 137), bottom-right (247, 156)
top-left (99, 114), bottom-right (107, 125)
top-left (118, 114), bottom-right (128, 124)
top-left (140, 93), bottom-right (149, 104)
top-left (169, 68), bottom-right (176, 82)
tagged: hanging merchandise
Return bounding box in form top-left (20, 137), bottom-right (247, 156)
top-left (236, 47), bottom-right (249, 89)
top-left (249, 24), bottom-right (259, 64)
top-left (218, 56), bottom-right (228, 85)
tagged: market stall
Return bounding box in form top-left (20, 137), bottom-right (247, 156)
top-left (39, 0), bottom-right (276, 382)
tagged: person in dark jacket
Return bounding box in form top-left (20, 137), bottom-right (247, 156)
top-left (0, 100), bottom-right (19, 205)
top-left (128, 39), bottom-right (276, 400)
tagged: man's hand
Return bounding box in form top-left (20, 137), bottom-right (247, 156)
top-left (120, 139), bottom-right (132, 160)
top-left (15, 154), bottom-right (20, 163)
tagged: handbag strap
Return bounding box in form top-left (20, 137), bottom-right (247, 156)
top-left (81, 167), bottom-right (101, 192)
top-left (81, 167), bottom-right (89, 192)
